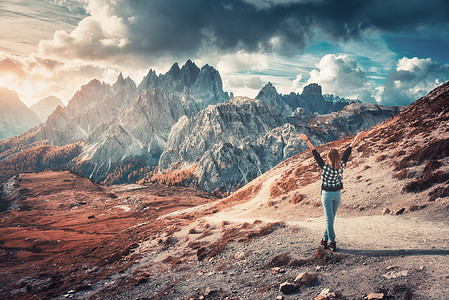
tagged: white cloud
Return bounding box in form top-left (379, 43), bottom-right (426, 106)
top-left (380, 57), bottom-right (449, 106)
top-left (212, 51), bottom-right (268, 76)
top-left (0, 51), bottom-right (122, 106)
top-left (0, 0), bottom-right (84, 55)
top-left (291, 74), bottom-right (303, 92)
top-left (306, 54), bottom-right (375, 101)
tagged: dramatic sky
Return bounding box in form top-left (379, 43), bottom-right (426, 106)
top-left (1, 0), bottom-right (449, 107)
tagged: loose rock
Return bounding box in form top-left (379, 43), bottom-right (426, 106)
top-left (271, 267), bottom-right (286, 274)
top-left (294, 272), bottom-right (317, 285)
top-left (393, 208), bottom-right (406, 215)
top-left (367, 292), bottom-right (385, 299)
top-left (382, 270), bottom-right (409, 279)
top-left (279, 282), bottom-right (297, 294)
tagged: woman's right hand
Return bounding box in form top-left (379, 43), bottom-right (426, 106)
top-left (357, 131), bottom-right (368, 140)
top-left (299, 134), bottom-right (308, 141)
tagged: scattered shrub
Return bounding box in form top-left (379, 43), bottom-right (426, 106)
top-left (402, 171), bottom-right (449, 193)
top-left (375, 154), bottom-right (387, 162)
top-left (264, 253), bottom-right (291, 268)
top-left (291, 193), bottom-right (304, 204)
top-left (423, 160), bottom-right (442, 173)
top-left (428, 186), bottom-right (449, 201)
top-left (396, 139), bottom-right (449, 170)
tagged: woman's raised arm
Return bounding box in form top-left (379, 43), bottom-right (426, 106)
top-left (299, 133), bottom-right (316, 151)
top-left (350, 131), bottom-right (368, 148)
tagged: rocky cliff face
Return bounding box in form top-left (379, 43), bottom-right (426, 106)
top-left (82, 88), bottom-right (176, 167)
top-left (30, 96), bottom-right (64, 123)
top-left (79, 61), bottom-right (230, 172)
top-left (0, 60), bottom-right (230, 184)
top-left (157, 96), bottom-right (399, 192)
top-left (0, 88), bottom-right (41, 139)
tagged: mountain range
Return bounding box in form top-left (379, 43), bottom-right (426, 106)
top-left (0, 80), bottom-right (448, 299)
top-left (0, 60), bottom-right (400, 193)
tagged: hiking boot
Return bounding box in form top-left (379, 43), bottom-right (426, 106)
top-left (329, 241), bottom-right (337, 251)
top-left (320, 239), bottom-right (328, 249)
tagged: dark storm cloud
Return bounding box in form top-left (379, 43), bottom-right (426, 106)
top-left (124, 0), bottom-right (449, 54)
top-left (39, 0), bottom-right (449, 63)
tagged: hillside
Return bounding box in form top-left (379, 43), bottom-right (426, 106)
top-left (1, 82), bottom-right (448, 299)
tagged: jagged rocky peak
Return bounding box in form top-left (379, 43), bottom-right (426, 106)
top-left (66, 79), bottom-right (109, 111)
top-left (165, 60), bottom-right (200, 88)
top-left (178, 59), bottom-right (200, 84)
top-left (158, 98), bottom-right (289, 189)
top-left (256, 82), bottom-right (278, 97)
top-left (168, 62), bottom-right (181, 79)
top-left (138, 69), bottom-right (159, 91)
top-left (302, 83), bottom-right (322, 96)
top-left (115, 72), bottom-right (125, 85)
top-left (255, 82), bottom-right (291, 116)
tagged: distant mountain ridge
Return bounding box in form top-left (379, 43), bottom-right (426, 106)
top-left (256, 82), bottom-right (359, 116)
top-left (30, 96), bottom-right (64, 123)
top-left (0, 60), bottom-right (401, 194)
top-left (0, 88), bottom-right (41, 140)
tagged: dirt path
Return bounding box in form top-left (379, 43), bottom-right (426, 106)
top-left (205, 167), bottom-right (449, 254)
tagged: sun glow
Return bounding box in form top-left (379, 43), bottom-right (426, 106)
top-left (0, 73), bottom-right (51, 107)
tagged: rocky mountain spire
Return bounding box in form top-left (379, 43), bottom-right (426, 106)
top-left (256, 83), bottom-right (291, 116)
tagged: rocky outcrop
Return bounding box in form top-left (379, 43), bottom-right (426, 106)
top-left (0, 74), bottom-right (139, 150)
top-left (0, 60), bottom-right (231, 185)
top-left (0, 88), bottom-right (41, 139)
top-left (159, 97), bottom-right (288, 170)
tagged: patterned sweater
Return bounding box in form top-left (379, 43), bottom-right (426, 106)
top-left (312, 147), bottom-right (352, 191)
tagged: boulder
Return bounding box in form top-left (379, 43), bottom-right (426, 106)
top-left (294, 272), bottom-right (317, 285)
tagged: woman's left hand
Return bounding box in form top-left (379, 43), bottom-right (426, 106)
top-left (299, 133), bottom-right (308, 141)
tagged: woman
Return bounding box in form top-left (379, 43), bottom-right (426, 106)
top-left (299, 131), bottom-right (368, 251)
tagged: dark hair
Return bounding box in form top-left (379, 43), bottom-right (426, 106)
top-left (327, 149), bottom-right (341, 169)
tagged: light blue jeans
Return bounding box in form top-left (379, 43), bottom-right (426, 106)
top-left (321, 190), bottom-right (341, 243)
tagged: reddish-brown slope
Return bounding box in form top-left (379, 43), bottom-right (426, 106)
top-left (0, 170), bottom-right (216, 299)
